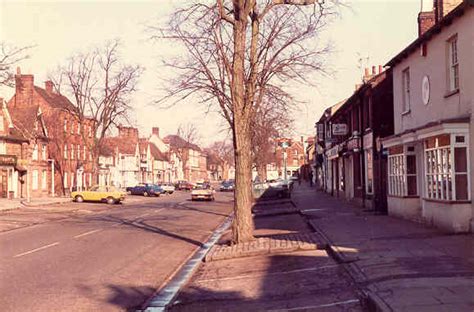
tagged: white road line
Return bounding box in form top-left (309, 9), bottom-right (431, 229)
top-left (73, 229), bottom-right (101, 238)
top-left (301, 208), bottom-right (327, 212)
top-left (267, 299), bottom-right (360, 311)
top-left (13, 242), bottom-right (60, 258)
top-left (195, 265), bottom-right (339, 284)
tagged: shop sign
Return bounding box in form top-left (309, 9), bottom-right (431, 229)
top-left (363, 132), bottom-right (373, 149)
top-left (332, 124), bottom-right (348, 136)
top-left (326, 145), bottom-right (340, 160)
top-left (0, 154), bottom-right (17, 166)
top-left (347, 137), bottom-right (360, 151)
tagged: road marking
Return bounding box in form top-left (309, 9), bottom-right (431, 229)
top-left (267, 299), bottom-right (360, 311)
top-left (301, 208), bottom-right (327, 212)
top-left (13, 242), bottom-right (60, 258)
top-left (74, 229), bottom-right (101, 238)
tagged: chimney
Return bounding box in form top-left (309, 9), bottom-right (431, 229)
top-left (152, 127), bottom-right (160, 137)
top-left (45, 80), bottom-right (54, 94)
top-left (372, 66), bottom-right (376, 75)
top-left (364, 68), bottom-right (369, 77)
top-left (118, 125), bottom-right (138, 142)
top-left (14, 67), bottom-right (34, 106)
top-left (378, 65), bottom-right (383, 74)
top-left (418, 11), bottom-right (436, 36)
top-left (434, 0), bottom-right (463, 22)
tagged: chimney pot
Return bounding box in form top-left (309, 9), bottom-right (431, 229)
top-left (16, 67), bottom-right (21, 75)
top-left (378, 65), bottom-right (383, 73)
top-left (152, 127), bottom-right (160, 137)
top-left (372, 66), bottom-right (376, 75)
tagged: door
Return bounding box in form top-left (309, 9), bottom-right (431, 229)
top-left (377, 153), bottom-right (388, 214)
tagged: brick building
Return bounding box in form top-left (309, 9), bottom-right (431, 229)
top-left (0, 98), bottom-right (51, 199)
top-left (275, 138), bottom-right (306, 178)
top-left (7, 69), bottom-right (95, 195)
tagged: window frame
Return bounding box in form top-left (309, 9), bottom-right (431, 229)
top-left (447, 35), bottom-right (459, 92)
top-left (32, 144), bottom-right (38, 161)
top-left (42, 170), bottom-right (47, 190)
top-left (424, 133), bottom-right (470, 201)
top-left (401, 67), bottom-right (411, 114)
top-left (32, 170), bottom-right (39, 190)
top-left (388, 145), bottom-right (417, 197)
top-left (365, 148), bottom-right (374, 195)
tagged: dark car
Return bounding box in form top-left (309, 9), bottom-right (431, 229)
top-left (253, 179), bottom-right (291, 200)
top-left (219, 180), bottom-right (235, 192)
top-left (175, 180), bottom-right (194, 191)
top-left (126, 183), bottom-right (163, 197)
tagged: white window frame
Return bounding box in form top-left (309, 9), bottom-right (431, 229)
top-left (424, 133), bottom-right (470, 201)
top-left (64, 172), bottom-right (68, 188)
top-left (32, 144), bottom-right (38, 160)
top-left (447, 35), bottom-right (459, 92)
top-left (32, 170), bottom-right (38, 190)
top-left (64, 120), bottom-right (68, 132)
top-left (77, 123), bottom-right (81, 135)
top-left (0, 140), bottom-right (5, 154)
top-left (83, 146), bottom-right (87, 160)
top-left (77, 144), bottom-right (81, 160)
top-left (402, 67), bottom-right (411, 113)
top-left (42, 144), bottom-right (47, 160)
top-left (71, 145), bottom-right (75, 160)
top-left (42, 170), bottom-right (47, 190)
top-left (388, 146), bottom-right (417, 197)
top-left (64, 145), bottom-right (68, 159)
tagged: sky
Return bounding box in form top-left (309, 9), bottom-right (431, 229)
top-left (0, 0), bottom-right (424, 146)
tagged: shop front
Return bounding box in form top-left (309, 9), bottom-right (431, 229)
top-left (0, 154), bottom-right (19, 199)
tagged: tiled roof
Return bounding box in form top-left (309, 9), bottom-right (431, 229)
top-left (9, 105), bottom-right (48, 140)
top-left (100, 136), bottom-right (137, 156)
top-left (34, 87), bottom-right (78, 112)
top-left (150, 143), bottom-right (169, 161)
top-left (163, 134), bottom-right (201, 151)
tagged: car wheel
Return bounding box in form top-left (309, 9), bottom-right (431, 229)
top-left (106, 197), bottom-right (116, 205)
top-left (143, 191), bottom-right (149, 197)
top-left (75, 195), bottom-right (84, 203)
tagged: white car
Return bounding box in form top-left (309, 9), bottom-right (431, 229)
top-left (159, 183), bottom-right (175, 194)
top-left (191, 184), bottom-right (215, 201)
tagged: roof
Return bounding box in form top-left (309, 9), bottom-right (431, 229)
top-left (163, 134), bottom-right (201, 151)
top-left (150, 143), bottom-right (169, 161)
top-left (9, 105), bottom-right (48, 141)
top-left (100, 136), bottom-right (137, 156)
top-left (34, 87), bottom-right (79, 112)
top-left (386, 1), bottom-right (473, 67)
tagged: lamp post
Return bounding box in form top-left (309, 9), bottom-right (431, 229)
top-left (281, 141), bottom-right (289, 180)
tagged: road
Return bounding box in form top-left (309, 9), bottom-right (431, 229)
top-left (0, 191), bottom-right (233, 311)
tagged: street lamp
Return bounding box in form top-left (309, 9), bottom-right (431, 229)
top-left (281, 141), bottom-right (289, 180)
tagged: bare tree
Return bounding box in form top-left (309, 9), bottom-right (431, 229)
top-left (154, 0), bottom-right (339, 243)
top-left (207, 140), bottom-right (235, 180)
top-left (0, 42), bottom-right (34, 87)
top-left (50, 39), bottom-right (142, 181)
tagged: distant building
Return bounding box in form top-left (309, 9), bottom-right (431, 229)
top-left (7, 69), bottom-right (95, 195)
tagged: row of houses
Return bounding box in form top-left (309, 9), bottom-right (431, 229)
top-left (314, 0), bottom-right (473, 233)
top-left (0, 69), bottom-right (234, 200)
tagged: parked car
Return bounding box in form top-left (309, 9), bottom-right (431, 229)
top-left (219, 180), bottom-right (235, 192)
top-left (126, 183), bottom-right (163, 197)
top-left (253, 178), bottom-right (291, 199)
top-left (175, 180), bottom-right (194, 191)
top-left (72, 185), bottom-right (126, 204)
top-left (159, 183), bottom-right (175, 194)
top-left (191, 183), bottom-right (215, 201)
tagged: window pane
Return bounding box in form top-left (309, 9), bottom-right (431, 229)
top-left (407, 155), bottom-right (416, 174)
top-left (455, 174), bottom-right (468, 200)
top-left (454, 147), bottom-right (467, 173)
top-left (407, 176), bottom-right (417, 196)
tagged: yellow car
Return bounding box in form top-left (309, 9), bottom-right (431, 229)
top-left (71, 185), bottom-right (126, 204)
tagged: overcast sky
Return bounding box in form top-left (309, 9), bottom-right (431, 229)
top-left (1, 0), bottom-right (422, 145)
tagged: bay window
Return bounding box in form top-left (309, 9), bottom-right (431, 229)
top-left (388, 145), bottom-right (417, 197)
top-left (424, 134), bottom-right (469, 201)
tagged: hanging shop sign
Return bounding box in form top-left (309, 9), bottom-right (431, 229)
top-left (347, 137), bottom-right (361, 151)
top-left (332, 123), bottom-right (348, 136)
top-left (363, 132), bottom-right (373, 149)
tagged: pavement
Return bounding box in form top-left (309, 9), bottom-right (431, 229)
top-left (0, 196), bottom-right (72, 212)
top-left (0, 191), bottom-right (234, 312)
top-left (165, 183), bottom-right (474, 312)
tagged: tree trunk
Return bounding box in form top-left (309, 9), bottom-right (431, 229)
top-left (232, 116), bottom-right (254, 244)
top-left (231, 14), bottom-right (254, 244)
top-left (257, 162), bottom-right (267, 181)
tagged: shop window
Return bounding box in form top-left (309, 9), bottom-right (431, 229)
top-left (32, 170), bottom-right (38, 190)
top-left (365, 149), bottom-right (373, 194)
top-left (388, 145), bottom-right (417, 197)
top-left (424, 134), bottom-right (469, 201)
